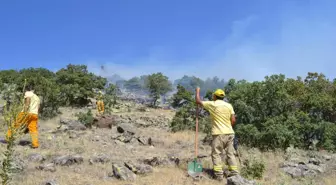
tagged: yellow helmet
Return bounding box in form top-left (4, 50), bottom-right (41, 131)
top-left (213, 89), bottom-right (225, 98)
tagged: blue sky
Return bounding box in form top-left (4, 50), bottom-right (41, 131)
top-left (0, 0), bottom-right (336, 81)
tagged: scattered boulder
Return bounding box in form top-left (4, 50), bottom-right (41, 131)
top-left (308, 158), bottom-right (321, 166)
top-left (28, 153), bottom-right (45, 163)
top-left (93, 115), bottom-right (116, 128)
top-left (112, 163), bottom-right (136, 181)
top-left (68, 131), bottom-right (81, 139)
top-left (129, 137), bottom-right (140, 146)
top-left (148, 137), bottom-right (165, 147)
top-left (280, 159), bottom-right (324, 178)
top-left (227, 175), bottom-right (257, 185)
top-left (137, 136), bottom-right (150, 145)
top-left (53, 155), bottom-right (84, 166)
top-left (115, 133), bottom-right (134, 143)
top-left (117, 123), bottom-right (136, 135)
top-left (124, 161), bottom-right (153, 175)
top-left (142, 156), bottom-right (178, 167)
top-left (89, 154), bottom-right (111, 164)
top-left (36, 163), bottom-right (56, 172)
top-left (40, 179), bottom-right (58, 185)
top-left (59, 118), bottom-right (86, 131)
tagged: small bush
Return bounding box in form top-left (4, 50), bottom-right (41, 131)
top-left (241, 157), bottom-right (266, 180)
top-left (75, 109), bottom-right (94, 128)
top-left (0, 82), bottom-right (27, 184)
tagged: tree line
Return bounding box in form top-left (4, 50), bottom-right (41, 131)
top-left (0, 64), bottom-right (176, 117)
top-left (171, 72), bottom-right (336, 152)
top-left (1, 64), bottom-right (335, 152)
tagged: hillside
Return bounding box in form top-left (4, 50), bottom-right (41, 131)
top-left (1, 65), bottom-right (336, 185)
top-left (0, 100), bottom-right (336, 185)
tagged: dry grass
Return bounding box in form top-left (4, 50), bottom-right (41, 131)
top-left (0, 106), bottom-right (336, 185)
top-left (22, 166), bottom-right (227, 185)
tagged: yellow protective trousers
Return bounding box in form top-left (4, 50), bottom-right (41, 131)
top-left (97, 100), bottom-right (105, 114)
top-left (6, 112), bottom-right (39, 148)
top-left (211, 134), bottom-right (239, 177)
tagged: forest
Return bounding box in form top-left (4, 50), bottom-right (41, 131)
top-left (1, 64), bottom-right (336, 152)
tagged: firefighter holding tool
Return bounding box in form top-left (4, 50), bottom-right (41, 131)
top-left (6, 84), bottom-right (40, 149)
top-left (195, 88), bottom-right (239, 180)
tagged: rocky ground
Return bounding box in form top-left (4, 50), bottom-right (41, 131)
top-left (0, 101), bottom-right (336, 185)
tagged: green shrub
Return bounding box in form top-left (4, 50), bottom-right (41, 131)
top-left (241, 157), bottom-right (266, 180)
top-left (75, 109), bottom-right (94, 128)
top-left (0, 81), bottom-right (27, 185)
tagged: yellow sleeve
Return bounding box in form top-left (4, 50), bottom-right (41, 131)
top-left (201, 101), bottom-right (212, 111)
top-left (24, 91), bottom-right (32, 98)
top-left (230, 104), bottom-right (235, 115)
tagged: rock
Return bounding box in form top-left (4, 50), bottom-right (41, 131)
top-left (282, 166), bottom-right (304, 178)
top-left (279, 161), bottom-right (298, 168)
top-left (40, 180), bottom-right (58, 185)
top-left (323, 155), bottom-right (332, 161)
top-left (308, 158), bottom-right (321, 165)
top-left (68, 131), bottom-right (80, 139)
top-left (115, 133), bottom-right (134, 143)
top-left (137, 136), bottom-right (150, 145)
top-left (281, 163), bottom-right (319, 178)
top-left (112, 163), bottom-right (136, 181)
top-left (148, 137), bottom-right (165, 146)
top-left (142, 156), bottom-right (177, 167)
top-left (227, 175), bottom-right (257, 185)
top-left (89, 154), bottom-right (111, 164)
top-left (60, 118), bottom-right (86, 131)
top-left (28, 153), bottom-right (45, 163)
top-left (124, 161), bottom-right (153, 175)
top-left (306, 163), bottom-right (325, 173)
top-left (124, 161), bottom-right (137, 173)
top-left (53, 155), bottom-right (84, 166)
top-left (114, 140), bottom-right (125, 145)
top-left (36, 163), bottom-right (56, 172)
top-left (136, 164), bottom-right (153, 174)
top-left (117, 123), bottom-right (136, 135)
top-left (281, 156), bottom-right (328, 179)
top-left (93, 115), bottom-right (116, 128)
top-left (130, 138), bottom-right (140, 145)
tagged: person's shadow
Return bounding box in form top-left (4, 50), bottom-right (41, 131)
top-left (0, 137), bottom-right (31, 146)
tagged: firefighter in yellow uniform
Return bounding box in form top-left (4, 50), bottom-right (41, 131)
top-left (195, 88), bottom-right (239, 181)
top-left (96, 91), bottom-right (104, 115)
top-left (6, 84), bottom-right (40, 148)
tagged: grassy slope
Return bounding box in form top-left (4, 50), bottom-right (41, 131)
top-left (0, 103), bottom-right (335, 185)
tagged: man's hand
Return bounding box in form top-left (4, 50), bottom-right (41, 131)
top-left (231, 114), bottom-right (236, 126)
top-left (23, 97), bottom-right (30, 112)
top-left (195, 87), bottom-right (202, 105)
